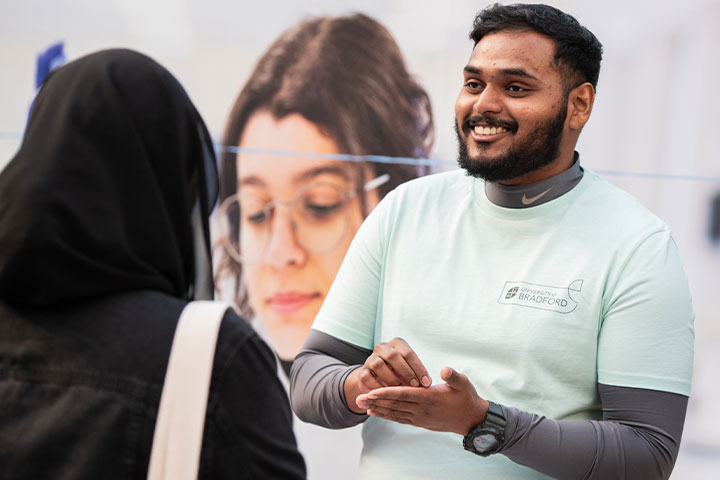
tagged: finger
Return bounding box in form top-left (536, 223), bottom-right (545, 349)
top-left (355, 393), bottom-right (370, 410)
top-left (367, 386), bottom-right (424, 402)
top-left (357, 367), bottom-right (385, 393)
top-left (367, 410), bottom-right (413, 426)
top-left (391, 338), bottom-right (432, 387)
top-left (367, 406), bottom-right (414, 424)
top-left (362, 398), bottom-right (417, 412)
top-left (366, 354), bottom-right (402, 387)
top-left (441, 366), bottom-right (467, 390)
top-left (374, 344), bottom-right (419, 387)
top-left (368, 404), bottom-right (414, 420)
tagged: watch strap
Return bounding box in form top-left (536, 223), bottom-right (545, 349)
top-left (463, 401), bottom-right (506, 456)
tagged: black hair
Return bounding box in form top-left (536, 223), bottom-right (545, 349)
top-left (470, 3), bottom-right (603, 91)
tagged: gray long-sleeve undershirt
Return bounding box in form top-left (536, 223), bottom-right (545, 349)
top-left (290, 330), bottom-right (688, 479)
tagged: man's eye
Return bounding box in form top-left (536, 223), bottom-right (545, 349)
top-left (507, 85), bottom-right (527, 93)
top-left (464, 81), bottom-right (482, 91)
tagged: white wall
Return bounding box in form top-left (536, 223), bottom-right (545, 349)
top-left (1, 1), bottom-right (718, 476)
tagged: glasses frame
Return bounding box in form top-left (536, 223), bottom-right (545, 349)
top-left (218, 173), bottom-right (390, 265)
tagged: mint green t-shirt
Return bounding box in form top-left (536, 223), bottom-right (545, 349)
top-left (312, 168), bottom-right (694, 480)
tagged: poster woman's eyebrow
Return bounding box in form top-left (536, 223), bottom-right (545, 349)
top-left (237, 175), bottom-right (267, 188)
top-left (293, 165), bottom-right (352, 185)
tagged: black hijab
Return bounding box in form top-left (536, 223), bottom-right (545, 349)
top-left (0, 49), bottom-right (218, 306)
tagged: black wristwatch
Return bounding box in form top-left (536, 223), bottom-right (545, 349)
top-left (463, 401), bottom-right (506, 457)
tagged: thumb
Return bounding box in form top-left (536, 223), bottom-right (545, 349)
top-left (441, 366), bottom-right (466, 388)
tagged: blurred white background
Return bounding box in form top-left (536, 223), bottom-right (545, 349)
top-left (1, 1), bottom-right (718, 477)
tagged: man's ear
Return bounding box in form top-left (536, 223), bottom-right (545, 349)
top-left (566, 82), bottom-right (595, 130)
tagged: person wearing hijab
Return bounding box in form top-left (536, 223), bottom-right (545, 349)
top-left (0, 49), bottom-right (305, 479)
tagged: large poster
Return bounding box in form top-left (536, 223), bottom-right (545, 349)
top-left (210, 14), bottom-right (435, 478)
top-left (213, 13), bottom-right (433, 363)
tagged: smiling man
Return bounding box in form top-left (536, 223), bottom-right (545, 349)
top-left (456, 30), bottom-right (576, 186)
top-left (290, 4), bottom-right (694, 479)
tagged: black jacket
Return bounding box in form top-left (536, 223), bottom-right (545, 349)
top-left (0, 50), bottom-right (305, 479)
top-left (0, 291), bottom-right (305, 479)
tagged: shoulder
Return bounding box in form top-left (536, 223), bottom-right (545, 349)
top-left (578, 169), bottom-right (671, 239)
top-left (217, 307), bottom-right (259, 349)
top-left (213, 307), bottom-right (276, 381)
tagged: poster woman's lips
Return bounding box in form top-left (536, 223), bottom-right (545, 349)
top-left (268, 291), bottom-right (320, 314)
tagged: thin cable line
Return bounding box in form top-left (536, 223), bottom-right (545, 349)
top-left (1, 133), bottom-right (719, 183)
top-left (221, 146), bottom-right (720, 182)
top-left (591, 170), bottom-right (720, 183)
top-left (217, 145), bottom-right (453, 167)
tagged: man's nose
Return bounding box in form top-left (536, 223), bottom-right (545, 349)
top-left (473, 86), bottom-right (503, 115)
top-left (262, 207), bottom-right (308, 269)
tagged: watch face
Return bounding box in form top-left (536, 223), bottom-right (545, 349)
top-left (472, 433), bottom-right (499, 453)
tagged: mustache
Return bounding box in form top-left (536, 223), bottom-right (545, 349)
top-left (463, 115), bottom-right (518, 132)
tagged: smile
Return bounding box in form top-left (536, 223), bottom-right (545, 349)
top-left (473, 125), bottom-right (509, 136)
top-left (464, 115), bottom-right (517, 139)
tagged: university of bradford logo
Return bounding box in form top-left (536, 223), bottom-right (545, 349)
top-left (498, 279), bottom-right (583, 314)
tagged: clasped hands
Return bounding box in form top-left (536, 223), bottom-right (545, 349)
top-left (344, 337), bottom-right (489, 436)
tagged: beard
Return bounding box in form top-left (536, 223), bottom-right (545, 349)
top-left (456, 102), bottom-right (567, 183)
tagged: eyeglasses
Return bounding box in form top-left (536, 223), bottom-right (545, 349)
top-left (218, 174), bottom-right (390, 264)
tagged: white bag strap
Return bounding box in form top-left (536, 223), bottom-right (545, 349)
top-left (147, 301), bottom-right (233, 480)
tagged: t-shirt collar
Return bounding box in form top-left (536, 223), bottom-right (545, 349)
top-left (484, 152), bottom-right (583, 209)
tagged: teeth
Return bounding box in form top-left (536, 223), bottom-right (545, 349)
top-left (474, 125), bottom-right (507, 135)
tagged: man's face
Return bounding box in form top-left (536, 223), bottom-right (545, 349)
top-left (455, 30), bottom-right (570, 184)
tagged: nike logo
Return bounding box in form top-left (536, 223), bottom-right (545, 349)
top-left (521, 187), bottom-right (553, 205)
